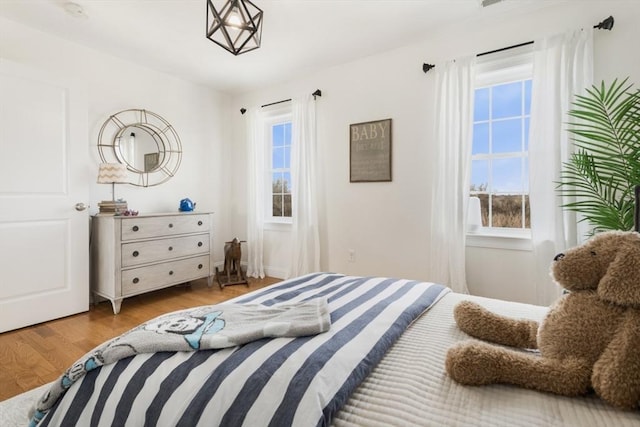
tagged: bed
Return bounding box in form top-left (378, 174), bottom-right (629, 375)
top-left (1, 272), bottom-right (639, 426)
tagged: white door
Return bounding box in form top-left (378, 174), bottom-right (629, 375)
top-left (0, 59), bottom-right (89, 333)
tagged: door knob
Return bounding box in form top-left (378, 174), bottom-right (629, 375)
top-left (75, 203), bottom-right (88, 211)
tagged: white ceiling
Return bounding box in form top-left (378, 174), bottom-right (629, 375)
top-left (0, 0), bottom-right (553, 95)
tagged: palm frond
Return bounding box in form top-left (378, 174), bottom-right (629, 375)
top-left (556, 78), bottom-right (640, 234)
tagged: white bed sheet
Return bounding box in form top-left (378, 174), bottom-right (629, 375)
top-left (332, 292), bottom-right (640, 427)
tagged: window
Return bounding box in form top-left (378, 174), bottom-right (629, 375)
top-left (266, 114), bottom-right (292, 222)
top-left (470, 52), bottom-right (533, 232)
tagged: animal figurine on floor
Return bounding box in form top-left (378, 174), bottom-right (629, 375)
top-left (445, 230), bottom-right (640, 410)
top-left (223, 238), bottom-right (244, 281)
top-left (215, 238), bottom-right (248, 289)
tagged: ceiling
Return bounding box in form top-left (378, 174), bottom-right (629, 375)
top-left (0, 0), bottom-right (553, 95)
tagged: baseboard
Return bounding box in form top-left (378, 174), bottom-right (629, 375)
top-left (214, 261), bottom-right (287, 280)
top-left (263, 266), bottom-right (287, 280)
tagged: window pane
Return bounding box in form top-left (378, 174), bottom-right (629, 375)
top-left (272, 195), bottom-right (282, 216)
top-left (474, 88), bottom-right (489, 121)
top-left (491, 194), bottom-right (523, 228)
top-left (471, 159), bottom-right (489, 192)
top-left (271, 194), bottom-right (282, 216)
top-left (283, 122), bottom-right (291, 144)
top-left (272, 147), bottom-right (285, 169)
top-left (272, 172), bottom-right (283, 193)
top-left (284, 145), bottom-right (291, 168)
top-left (523, 157), bottom-right (529, 192)
top-left (478, 194), bottom-right (489, 227)
top-left (524, 80), bottom-right (532, 115)
top-left (492, 157), bottom-right (523, 192)
top-left (282, 172), bottom-right (291, 194)
top-left (524, 117), bottom-right (530, 151)
top-left (492, 82), bottom-right (522, 119)
top-left (283, 194), bottom-right (292, 217)
top-left (472, 123), bottom-right (489, 155)
top-left (273, 124), bottom-right (285, 147)
top-left (492, 119), bottom-right (522, 153)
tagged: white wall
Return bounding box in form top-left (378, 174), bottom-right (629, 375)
top-left (3, 2), bottom-right (638, 305)
top-left (0, 16), bottom-right (230, 265)
top-left (228, 1), bottom-right (640, 303)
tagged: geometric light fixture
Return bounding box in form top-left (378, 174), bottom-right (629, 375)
top-left (206, 0), bottom-right (263, 55)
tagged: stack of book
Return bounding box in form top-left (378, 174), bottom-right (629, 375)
top-left (98, 200), bottom-right (128, 215)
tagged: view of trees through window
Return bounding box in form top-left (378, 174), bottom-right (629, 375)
top-left (470, 78), bottom-right (532, 229)
top-left (271, 121), bottom-right (292, 218)
top-left (272, 177), bottom-right (291, 217)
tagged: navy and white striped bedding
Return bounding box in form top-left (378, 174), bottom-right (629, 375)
top-left (37, 273), bottom-right (449, 427)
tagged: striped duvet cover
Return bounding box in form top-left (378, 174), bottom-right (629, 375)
top-left (35, 273), bottom-right (449, 427)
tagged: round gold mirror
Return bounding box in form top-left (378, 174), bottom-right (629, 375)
top-left (98, 109), bottom-right (182, 187)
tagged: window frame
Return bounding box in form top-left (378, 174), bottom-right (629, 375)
top-left (469, 47), bottom-right (534, 243)
top-left (263, 108), bottom-right (293, 225)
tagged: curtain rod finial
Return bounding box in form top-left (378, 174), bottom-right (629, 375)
top-left (423, 63), bottom-right (435, 73)
top-left (594, 15), bottom-right (614, 30)
top-left (240, 108), bottom-right (247, 115)
top-left (312, 89), bottom-right (322, 100)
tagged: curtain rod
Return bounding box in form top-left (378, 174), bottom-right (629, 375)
top-left (261, 98), bottom-right (291, 108)
top-left (476, 40), bottom-right (533, 58)
top-left (240, 89), bottom-right (322, 114)
top-left (422, 15), bottom-right (614, 74)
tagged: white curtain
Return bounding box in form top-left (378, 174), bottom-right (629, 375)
top-left (427, 57), bottom-right (475, 294)
top-left (289, 95), bottom-right (320, 278)
top-left (246, 108), bottom-right (266, 278)
top-left (529, 28), bottom-right (593, 305)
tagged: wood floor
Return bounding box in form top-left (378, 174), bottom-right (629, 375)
top-left (0, 277), bottom-right (279, 402)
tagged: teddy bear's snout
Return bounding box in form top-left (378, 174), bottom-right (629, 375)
top-left (554, 253), bottom-right (565, 261)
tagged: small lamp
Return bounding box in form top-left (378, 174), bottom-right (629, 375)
top-left (97, 163), bottom-right (128, 214)
top-left (467, 196), bottom-right (483, 233)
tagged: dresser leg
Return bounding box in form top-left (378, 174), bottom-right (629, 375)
top-left (110, 299), bottom-right (122, 314)
top-left (207, 275), bottom-right (214, 288)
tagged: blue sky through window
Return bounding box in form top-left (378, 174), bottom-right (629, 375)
top-left (471, 79), bottom-right (531, 194)
top-left (271, 122), bottom-right (291, 170)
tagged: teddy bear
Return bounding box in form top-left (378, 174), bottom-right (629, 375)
top-left (445, 230), bottom-right (640, 409)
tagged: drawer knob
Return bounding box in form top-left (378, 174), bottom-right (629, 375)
top-left (133, 278), bottom-right (139, 284)
top-left (168, 223), bottom-right (173, 228)
top-left (132, 225), bottom-right (139, 232)
top-left (198, 241), bottom-right (203, 247)
top-left (198, 264), bottom-right (203, 269)
top-left (169, 270), bottom-right (174, 275)
top-left (198, 221), bottom-right (203, 226)
top-left (132, 251), bottom-right (139, 257)
top-left (168, 246), bottom-right (173, 251)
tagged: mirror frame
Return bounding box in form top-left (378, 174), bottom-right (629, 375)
top-left (97, 109), bottom-right (182, 187)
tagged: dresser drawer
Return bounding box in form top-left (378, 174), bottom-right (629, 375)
top-left (121, 255), bottom-right (210, 296)
top-left (121, 234), bottom-right (210, 267)
top-left (120, 214), bottom-right (210, 241)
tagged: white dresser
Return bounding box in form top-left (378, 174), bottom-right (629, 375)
top-left (90, 212), bottom-right (214, 314)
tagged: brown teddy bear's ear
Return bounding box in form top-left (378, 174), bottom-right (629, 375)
top-left (598, 242), bottom-right (640, 306)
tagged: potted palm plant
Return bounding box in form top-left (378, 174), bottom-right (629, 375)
top-left (557, 78), bottom-right (640, 234)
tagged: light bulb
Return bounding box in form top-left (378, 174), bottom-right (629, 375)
top-left (227, 6), bottom-right (242, 27)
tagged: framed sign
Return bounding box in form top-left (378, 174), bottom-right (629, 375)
top-left (144, 152), bottom-right (159, 172)
top-left (350, 118), bottom-right (392, 182)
